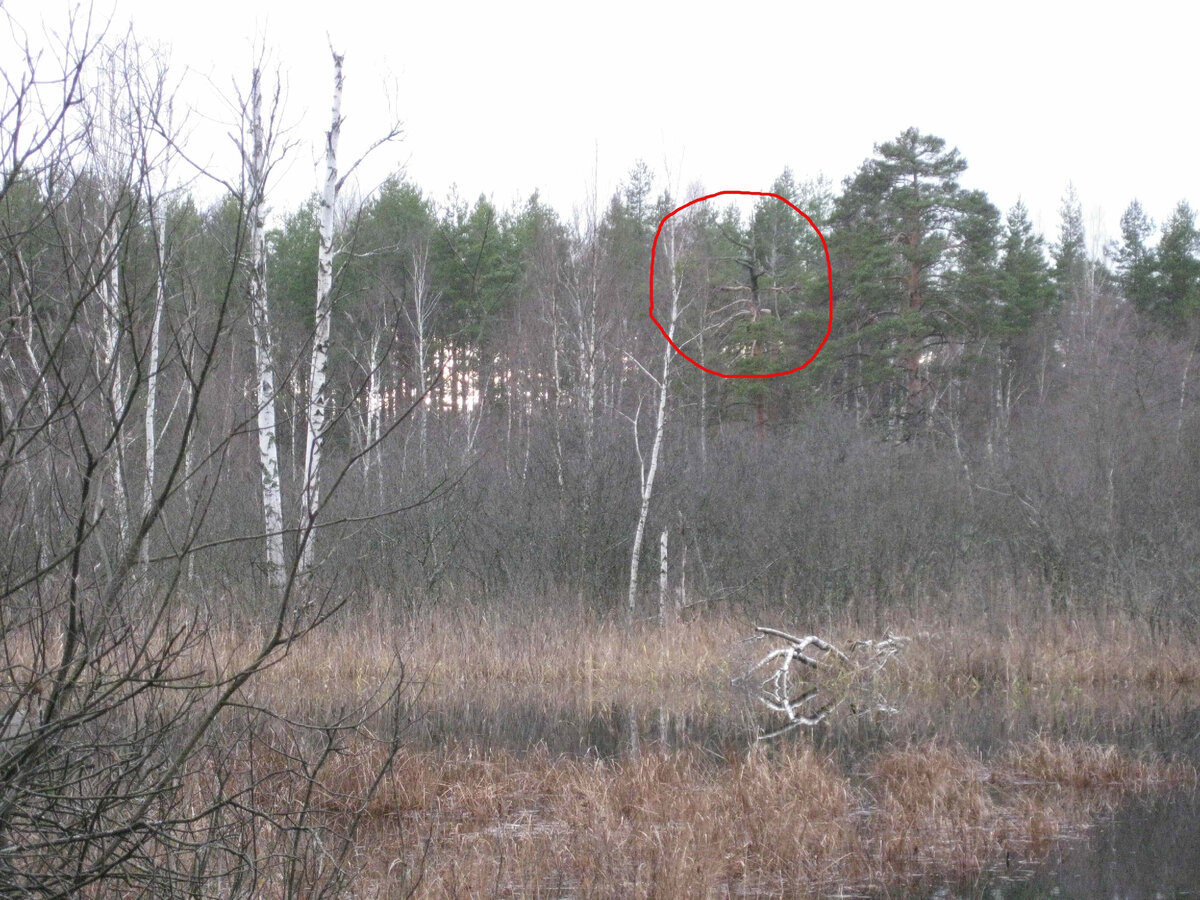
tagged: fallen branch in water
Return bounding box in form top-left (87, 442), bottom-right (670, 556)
top-left (740, 626), bottom-right (910, 740)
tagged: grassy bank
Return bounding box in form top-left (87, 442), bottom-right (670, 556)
top-left (260, 603), bottom-right (1200, 711)
top-left (217, 604), bottom-right (1200, 897)
top-left (301, 735), bottom-right (1195, 897)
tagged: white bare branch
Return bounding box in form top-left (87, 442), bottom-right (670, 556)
top-left (743, 626), bottom-right (909, 741)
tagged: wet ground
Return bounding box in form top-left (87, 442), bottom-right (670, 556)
top-left (964, 793), bottom-right (1200, 899)
top-left (410, 679), bottom-right (1200, 764)
top-left (405, 665), bottom-right (1200, 896)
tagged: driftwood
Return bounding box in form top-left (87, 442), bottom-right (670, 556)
top-left (740, 626), bottom-right (909, 741)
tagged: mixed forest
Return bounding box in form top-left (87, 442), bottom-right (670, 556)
top-left (2, 13), bottom-right (1200, 897)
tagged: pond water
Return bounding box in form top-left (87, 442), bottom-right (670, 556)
top-left (410, 682), bottom-right (1200, 766)
top-left (407, 677), bottom-right (1200, 895)
top-left (969, 793), bottom-right (1200, 899)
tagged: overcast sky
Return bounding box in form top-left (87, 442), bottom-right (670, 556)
top-left (9, 0), bottom-right (1198, 247)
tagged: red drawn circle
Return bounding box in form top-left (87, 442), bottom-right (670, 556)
top-left (649, 190), bottom-right (833, 378)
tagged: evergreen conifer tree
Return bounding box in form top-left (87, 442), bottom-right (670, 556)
top-left (1154, 200), bottom-right (1200, 328)
top-left (1114, 199), bottom-right (1156, 312)
top-left (829, 128), bottom-right (1000, 432)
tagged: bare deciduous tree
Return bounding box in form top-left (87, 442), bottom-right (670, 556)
top-left (627, 199), bottom-right (684, 619)
top-left (299, 46), bottom-right (401, 574)
top-left (243, 63), bottom-right (287, 593)
top-left (0, 16), bottom-right (410, 896)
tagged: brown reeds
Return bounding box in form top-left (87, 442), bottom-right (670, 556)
top-left (251, 603), bottom-right (1200, 722)
top-left (184, 603), bottom-right (1199, 897)
top-left (272, 736), bottom-right (1194, 898)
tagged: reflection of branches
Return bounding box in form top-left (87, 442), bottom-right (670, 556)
top-left (740, 626), bottom-right (909, 742)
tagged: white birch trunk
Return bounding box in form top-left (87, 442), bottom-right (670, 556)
top-left (698, 324), bottom-right (707, 470)
top-left (627, 217), bottom-right (682, 619)
top-left (404, 241), bottom-right (437, 476)
top-left (183, 383), bottom-right (196, 587)
top-left (658, 528), bottom-right (669, 626)
top-left (1178, 346), bottom-right (1193, 441)
top-left (573, 259), bottom-right (599, 465)
top-left (247, 68), bottom-right (286, 592)
top-left (678, 514), bottom-right (687, 611)
top-left (551, 294), bottom-right (565, 492)
top-left (90, 50), bottom-right (133, 548)
top-left (101, 218), bottom-right (131, 546)
top-left (299, 49), bottom-right (344, 573)
top-left (570, 241), bottom-right (600, 601)
top-left (138, 201), bottom-right (166, 573)
top-left (367, 330), bottom-right (383, 505)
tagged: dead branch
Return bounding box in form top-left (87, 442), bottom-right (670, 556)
top-left (741, 627), bottom-right (909, 741)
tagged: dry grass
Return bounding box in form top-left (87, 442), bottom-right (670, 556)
top-left (206, 603), bottom-right (1200, 897)
top-left (251, 603), bottom-right (1200, 723)
top-left (284, 736), bottom-right (1195, 898)
top-left (892, 614), bottom-right (1200, 694)
top-left (10, 589), bottom-right (1195, 896)
top-left (21, 595), bottom-right (1196, 894)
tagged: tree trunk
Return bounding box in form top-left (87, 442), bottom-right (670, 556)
top-left (698, 324), bottom-right (707, 471)
top-left (628, 216), bottom-right (682, 619)
top-left (658, 528), bottom-right (669, 627)
top-left (247, 68), bottom-right (286, 593)
top-left (101, 217), bottom-right (131, 547)
top-left (300, 49), bottom-right (345, 573)
top-left (139, 188), bottom-right (167, 574)
top-left (405, 242), bottom-right (436, 476)
top-left (367, 330), bottom-right (383, 506)
top-left (1178, 345), bottom-right (1193, 442)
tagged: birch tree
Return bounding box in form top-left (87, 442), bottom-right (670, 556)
top-left (404, 238), bottom-right (440, 474)
top-left (0, 15), bottom-right (408, 891)
top-left (137, 65), bottom-right (176, 574)
top-left (627, 204), bottom-right (684, 619)
top-left (244, 66), bottom-right (287, 591)
top-left (299, 47), bottom-right (401, 572)
top-left (564, 196), bottom-right (610, 595)
top-left (139, 162), bottom-right (167, 573)
top-left (85, 42), bottom-right (139, 547)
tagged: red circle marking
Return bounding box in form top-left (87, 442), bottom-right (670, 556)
top-left (649, 190), bottom-right (833, 378)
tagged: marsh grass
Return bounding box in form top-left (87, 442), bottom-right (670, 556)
top-left (254, 602), bottom-right (1200, 719)
top-left (198, 603), bottom-right (1198, 897)
top-left (280, 734), bottom-right (1194, 898)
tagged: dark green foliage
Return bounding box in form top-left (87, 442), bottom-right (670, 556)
top-left (996, 201), bottom-right (1056, 337)
top-left (1152, 201), bottom-right (1200, 328)
top-left (434, 193), bottom-right (523, 350)
top-left (1052, 184), bottom-right (1088, 301)
top-left (1114, 199), bottom-right (1156, 312)
top-left (827, 127), bottom-right (1002, 428)
top-left (368, 176), bottom-right (436, 247)
top-left (599, 161), bottom-right (660, 326)
top-left (355, 175), bottom-right (438, 304)
top-left (267, 195), bottom-right (319, 330)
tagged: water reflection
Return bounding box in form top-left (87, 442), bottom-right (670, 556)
top-left (410, 681), bottom-right (1200, 770)
top-left (409, 675), bottom-right (1199, 895)
top-left (414, 695), bottom-right (751, 759)
top-left (986, 793), bottom-right (1200, 899)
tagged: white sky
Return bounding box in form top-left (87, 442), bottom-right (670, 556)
top-left (8, 0), bottom-right (1199, 248)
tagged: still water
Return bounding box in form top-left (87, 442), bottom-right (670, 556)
top-left (968, 793), bottom-right (1200, 899)
top-left (408, 675), bottom-right (1200, 896)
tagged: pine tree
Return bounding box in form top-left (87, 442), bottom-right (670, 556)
top-left (830, 128), bottom-right (1000, 432)
top-left (434, 193), bottom-right (521, 410)
top-left (1153, 201), bottom-right (1200, 328)
top-left (997, 201), bottom-right (1056, 337)
top-left (1114, 199), bottom-right (1156, 312)
top-left (717, 171), bottom-right (833, 426)
top-left (1051, 184), bottom-right (1088, 303)
top-left (985, 201), bottom-right (1056, 450)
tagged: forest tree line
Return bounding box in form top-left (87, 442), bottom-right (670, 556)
top-left (4, 31), bottom-right (1200, 629)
